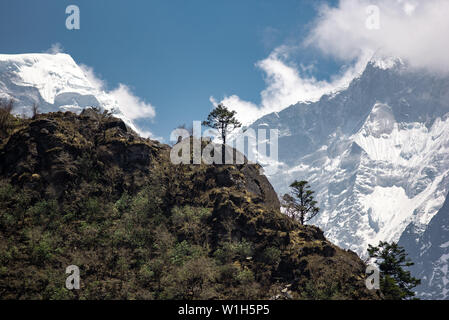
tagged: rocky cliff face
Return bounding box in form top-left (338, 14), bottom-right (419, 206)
top-left (0, 109), bottom-right (166, 198)
top-left (0, 110), bottom-right (377, 300)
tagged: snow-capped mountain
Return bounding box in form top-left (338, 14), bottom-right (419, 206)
top-left (248, 56), bottom-right (449, 298)
top-left (0, 53), bottom-right (142, 134)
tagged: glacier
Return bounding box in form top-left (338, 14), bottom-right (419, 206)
top-left (248, 57), bottom-right (449, 298)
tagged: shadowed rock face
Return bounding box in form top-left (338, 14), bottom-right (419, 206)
top-left (0, 111), bottom-right (379, 300)
top-left (241, 164), bottom-right (280, 211)
top-left (0, 111), bottom-right (166, 196)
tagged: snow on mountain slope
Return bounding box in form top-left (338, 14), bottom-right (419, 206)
top-left (0, 53), bottom-right (147, 136)
top-left (248, 57), bottom-right (449, 298)
top-left (400, 191), bottom-right (449, 299)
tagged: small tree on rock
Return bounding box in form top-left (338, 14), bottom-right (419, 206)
top-left (202, 104), bottom-right (241, 164)
top-left (281, 180), bottom-right (319, 225)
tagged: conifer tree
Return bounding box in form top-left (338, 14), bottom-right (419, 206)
top-left (368, 241), bottom-right (421, 300)
top-left (281, 180), bottom-right (319, 225)
top-left (202, 104), bottom-right (241, 164)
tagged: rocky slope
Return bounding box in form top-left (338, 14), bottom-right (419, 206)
top-left (0, 110), bottom-right (377, 300)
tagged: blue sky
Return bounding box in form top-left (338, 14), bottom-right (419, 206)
top-left (0, 0), bottom-right (352, 140)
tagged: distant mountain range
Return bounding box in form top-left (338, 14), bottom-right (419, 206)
top-left (248, 55), bottom-right (449, 299)
top-left (1, 52), bottom-right (449, 298)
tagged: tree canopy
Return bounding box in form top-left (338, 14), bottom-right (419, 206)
top-left (202, 104), bottom-right (241, 145)
top-left (281, 180), bottom-right (319, 225)
top-left (202, 104), bottom-right (241, 164)
top-left (368, 241), bottom-right (421, 300)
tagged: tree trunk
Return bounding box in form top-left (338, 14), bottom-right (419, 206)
top-left (222, 134), bottom-right (226, 165)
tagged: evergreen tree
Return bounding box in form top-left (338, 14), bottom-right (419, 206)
top-left (281, 180), bottom-right (319, 225)
top-left (202, 104), bottom-right (241, 164)
top-left (368, 241), bottom-right (421, 300)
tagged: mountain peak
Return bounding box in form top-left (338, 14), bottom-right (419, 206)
top-left (0, 52), bottom-right (147, 137)
top-left (248, 50), bottom-right (449, 298)
top-left (368, 52), bottom-right (405, 70)
top-left (0, 52), bottom-right (91, 105)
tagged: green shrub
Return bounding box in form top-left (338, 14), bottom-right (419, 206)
top-left (171, 206), bottom-right (211, 244)
top-left (214, 240), bottom-right (254, 264)
top-left (218, 263), bottom-right (239, 284)
top-left (170, 240), bottom-right (203, 266)
top-left (162, 256), bottom-right (218, 300)
top-left (0, 180), bottom-right (15, 202)
top-left (262, 247), bottom-right (281, 266)
top-left (138, 264), bottom-right (155, 284)
top-left (27, 200), bottom-right (59, 226)
top-left (236, 268), bottom-right (254, 285)
top-left (30, 233), bottom-right (54, 265)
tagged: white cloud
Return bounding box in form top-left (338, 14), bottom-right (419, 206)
top-left (212, 0), bottom-right (449, 125)
top-left (79, 64), bottom-right (157, 138)
top-left (212, 46), bottom-right (368, 125)
top-left (403, 2), bottom-right (417, 16)
top-left (307, 0), bottom-right (449, 72)
top-left (46, 43), bottom-right (64, 54)
top-left (79, 64), bottom-right (106, 91)
top-left (108, 84), bottom-right (156, 120)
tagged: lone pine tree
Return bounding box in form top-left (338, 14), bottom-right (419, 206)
top-left (202, 104), bottom-right (241, 164)
top-left (281, 180), bottom-right (320, 225)
top-left (368, 241), bottom-right (421, 300)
